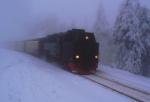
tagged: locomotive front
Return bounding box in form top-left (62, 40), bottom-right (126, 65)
top-left (31, 29), bottom-right (99, 74)
top-left (67, 31), bottom-right (99, 74)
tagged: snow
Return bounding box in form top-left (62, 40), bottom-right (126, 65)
top-left (99, 65), bottom-right (150, 94)
top-left (113, 0), bottom-right (150, 75)
top-left (0, 48), bottom-right (135, 102)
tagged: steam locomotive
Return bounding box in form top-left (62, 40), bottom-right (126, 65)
top-left (23, 29), bottom-right (99, 74)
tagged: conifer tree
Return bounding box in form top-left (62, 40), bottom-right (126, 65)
top-left (113, 0), bottom-right (144, 74)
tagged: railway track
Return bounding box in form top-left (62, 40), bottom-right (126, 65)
top-left (81, 73), bottom-right (150, 102)
top-left (96, 71), bottom-right (150, 95)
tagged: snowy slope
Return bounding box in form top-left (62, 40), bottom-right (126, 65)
top-left (99, 65), bottom-right (150, 94)
top-left (0, 48), bottom-right (135, 102)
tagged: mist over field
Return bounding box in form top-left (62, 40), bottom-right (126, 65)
top-left (0, 0), bottom-right (150, 41)
top-left (0, 2), bottom-right (150, 102)
top-left (0, 0), bottom-right (150, 76)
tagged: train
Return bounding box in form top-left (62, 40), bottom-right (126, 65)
top-left (23, 29), bottom-right (99, 74)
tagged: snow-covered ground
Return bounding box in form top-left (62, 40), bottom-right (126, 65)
top-left (0, 48), bottom-right (136, 102)
top-left (99, 65), bottom-right (150, 94)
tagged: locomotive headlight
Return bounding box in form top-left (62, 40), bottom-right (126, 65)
top-left (95, 55), bottom-right (98, 59)
top-left (85, 36), bottom-right (89, 40)
top-left (75, 55), bottom-right (80, 59)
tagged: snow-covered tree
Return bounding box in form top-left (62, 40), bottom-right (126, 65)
top-left (93, 3), bottom-right (109, 42)
top-left (93, 3), bottom-right (113, 65)
top-left (113, 0), bottom-right (145, 74)
top-left (138, 7), bottom-right (150, 75)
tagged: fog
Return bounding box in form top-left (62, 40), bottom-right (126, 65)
top-left (0, 0), bottom-right (150, 41)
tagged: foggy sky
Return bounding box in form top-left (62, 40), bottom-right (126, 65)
top-left (30, 0), bottom-right (150, 30)
top-left (0, 0), bottom-right (150, 41)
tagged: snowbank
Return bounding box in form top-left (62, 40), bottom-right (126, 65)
top-left (0, 48), bottom-right (135, 102)
top-left (99, 65), bottom-right (150, 94)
